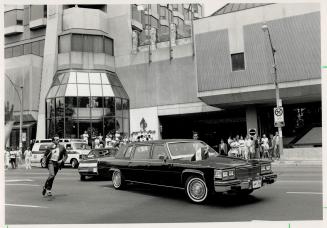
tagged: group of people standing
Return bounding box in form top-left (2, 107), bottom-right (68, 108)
top-left (4, 146), bottom-right (33, 169)
top-left (82, 131), bottom-right (130, 149)
top-left (218, 132), bottom-right (281, 160)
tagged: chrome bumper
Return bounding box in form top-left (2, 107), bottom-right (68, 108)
top-left (214, 173), bottom-right (277, 193)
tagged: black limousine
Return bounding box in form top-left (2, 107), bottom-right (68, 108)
top-left (100, 139), bottom-right (277, 203)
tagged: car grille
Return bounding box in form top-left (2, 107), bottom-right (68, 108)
top-left (235, 166), bottom-right (260, 180)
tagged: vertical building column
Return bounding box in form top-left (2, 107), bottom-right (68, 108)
top-left (36, 6), bottom-right (61, 139)
top-left (246, 106), bottom-right (258, 134)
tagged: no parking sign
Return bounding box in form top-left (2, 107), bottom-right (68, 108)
top-left (274, 107), bottom-right (285, 127)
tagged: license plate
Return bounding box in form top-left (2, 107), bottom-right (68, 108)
top-left (252, 180), bottom-right (262, 189)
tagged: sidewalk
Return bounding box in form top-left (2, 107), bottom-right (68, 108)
top-left (272, 159), bottom-right (322, 167)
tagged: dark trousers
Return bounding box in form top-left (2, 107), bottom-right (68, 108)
top-left (10, 158), bottom-right (16, 169)
top-left (44, 161), bottom-right (59, 191)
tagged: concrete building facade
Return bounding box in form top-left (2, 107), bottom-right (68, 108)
top-left (4, 3), bottom-right (321, 148)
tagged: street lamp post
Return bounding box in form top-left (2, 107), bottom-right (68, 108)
top-left (262, 23), bottom-right (283, 156)
top-left (5, 74), bottom-right (24, 154)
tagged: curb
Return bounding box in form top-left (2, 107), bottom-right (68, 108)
top-left (272, 160), bottom-right (322, 166)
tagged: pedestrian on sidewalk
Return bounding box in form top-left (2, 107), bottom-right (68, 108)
top-left (42, 135), bottom-right (68, 197)
top-left (262, 134), bottom-right (269, 158)
top-left (274, 131), bottom-right (280, 160)
top-left (5, 147), bottom-right (10, 170)
top-left (9, 147), bottom-right (18, 169)
top-left (218, 139), bottom-right (227, 156)
top-left (24, 146), bottom-right (32, 170)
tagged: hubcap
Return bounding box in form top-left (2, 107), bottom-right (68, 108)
top-left (113, 171), bottom-right (121, 187)
top-left (189, 179), bottom-right (206, 200)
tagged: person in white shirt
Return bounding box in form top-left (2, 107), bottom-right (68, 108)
top-left (261, 134), bottom-right (269, 158)
top-left (245, 135), bottom-right (252, 160)
top-left (82, 131), bottom-right (89, 143)
top-left (238, 136), bottom-right (246, 159)
top-left (24, 146), bottom-right (33, 170)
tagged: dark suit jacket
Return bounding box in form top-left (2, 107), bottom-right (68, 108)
top-left (44, 144), bottom-right (68, 169)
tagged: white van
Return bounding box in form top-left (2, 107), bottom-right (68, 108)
top-left (32, 138), bottom-right (91, 168)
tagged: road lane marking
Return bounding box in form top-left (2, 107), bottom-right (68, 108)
top-left (5, 179), bottom-right (34, 182)
top-left (277, 180), bottom-right (322, 183)
top-left (5, 204), bottom-right (47, 208)
top-left (6, 184), bottom-right (41, 187)
top-left (286, 192), bottom-right (322, 195)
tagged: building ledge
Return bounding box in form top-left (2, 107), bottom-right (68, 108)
top-left (5, 25), bottom-right (24, 36)
top-left (29, 18), bottom-right (47, 30)
top-left (160, 19), bottom-right (169, 27)
top-left (173, 11), bottom-right (184, 20)
top-left (132, 19), bottom-right (143, 31)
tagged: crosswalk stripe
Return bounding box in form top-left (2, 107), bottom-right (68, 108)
top-left (286, 192), bottom-right (322, 195)
top-left (6, 184), bottom-right (41, 187)
top-left (5, 204), bottom-right (47, 208)
top-left (5, 179), bottom-right (34, 182)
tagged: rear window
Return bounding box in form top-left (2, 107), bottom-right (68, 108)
top-left (39, 144), bottom-right (53, 151)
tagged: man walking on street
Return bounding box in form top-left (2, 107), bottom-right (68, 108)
top-left (42, 135), bottom-right (67, 197)
top-left (274, 131), bottom-right (280, 160)
top-left (24, 146), bottom-right (32, 170)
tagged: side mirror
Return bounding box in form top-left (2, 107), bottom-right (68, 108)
top-left (158, 154), bottom-right (166, 161)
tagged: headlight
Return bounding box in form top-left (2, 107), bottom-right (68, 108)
top-left (214, 170), bottom-right (222, 179)
top-left (261, 164), bottom-right (272, 173)
top-left (214, 169), bottom-right (235, 180)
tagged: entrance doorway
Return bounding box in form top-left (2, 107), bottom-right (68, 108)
top-left (159, 110), bottom-right (246, 148)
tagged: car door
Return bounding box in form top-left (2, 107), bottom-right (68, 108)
top-left (147, 144), bottom-right (180, 187)
top-left (128, 144), bottom-right (151, 183)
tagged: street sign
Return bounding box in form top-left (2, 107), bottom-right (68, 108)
top-left (248, 128), bottom-right (256, 136)
top-left (22, 132), bottom-right (26, 142)
top-left (274, 107), bottom-right (285, 127)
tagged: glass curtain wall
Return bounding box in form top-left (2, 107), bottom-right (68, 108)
top-left (46, 71), bottom-right (129, 140)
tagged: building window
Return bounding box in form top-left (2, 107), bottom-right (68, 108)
top-left (5, 40), bottom-right (45, 58)
top-left (30, 5), bottom-right (47, 21)
top-left (172, 4), bottom-right (179, 11)
top-left (61, 34), bottom-right (113, 55)
top-left (231, 53), bottom-right (245, 71)
top-left (4, 9), bottom-right (24, 27)
top-left (5, 47), bottom-right (13, 58)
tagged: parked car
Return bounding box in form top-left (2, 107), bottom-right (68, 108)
top-left (78, 148), bottom-right (118, 181)
top-left (101, 139), bottom-right (277, 204)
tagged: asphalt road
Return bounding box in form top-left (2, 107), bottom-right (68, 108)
top-left (5, 164), bottom-right (323, 224)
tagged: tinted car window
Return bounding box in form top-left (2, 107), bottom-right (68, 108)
top-left (39, 144), bottom-right (53, 151)
top-left (124, 146), bottom-right (133, 158)
top-left (152, 145), bottom-right (167, 159)
top-left (133, 145), bottom-right (151, 160)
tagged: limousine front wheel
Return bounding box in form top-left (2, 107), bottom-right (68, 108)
top-left (112, 170), bottom-right (126, 190)
top-left (185, 176), bottom-right (208, 203)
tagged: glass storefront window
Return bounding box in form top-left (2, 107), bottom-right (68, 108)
top-left (46, 71), bottom-right (129, 139)
top-left (55, 98), bottom-right (65, 118)
top-left (56, 117), bottom-right (65, 138)
top-left (115, 98), bottom-right (123, 117)
top-left (65, 118), bottom-right (78, 138)
top-left (89, 73), bottom-right (102, 84)
top-left (47, 119), bottom-right (56, 138)
top-left (65, 84), bottom-right (78, 97)
top-left (104, 97), bottom-right (115, 117)
top-left (102, 85), bottom-right (115, 96)
top-left (77, 84), bottom-right (90, 96)
top-left (123, 99), bottom-right (129, 118)
top-left (104, 117), bottom-right (116, 136)
top-left (90, 84), bottom-right (103, 97)
top-left (65, 97), bottom-right (77, 118)
top-left (76, 72), bottom-right (89, 84)
top-left (46, 99), bottom-right (55, 119)
top-left (78, 97), bottom-right (90, 108)
top-left (123, 118), bottom-right (129, 136)
top-left (68, 72), bottom-right (76, 83)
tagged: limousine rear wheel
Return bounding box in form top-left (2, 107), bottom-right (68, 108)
top-left (185, 176), bottom-right (208, 203)
top-left (112, 170), bottom-right (125, 190)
